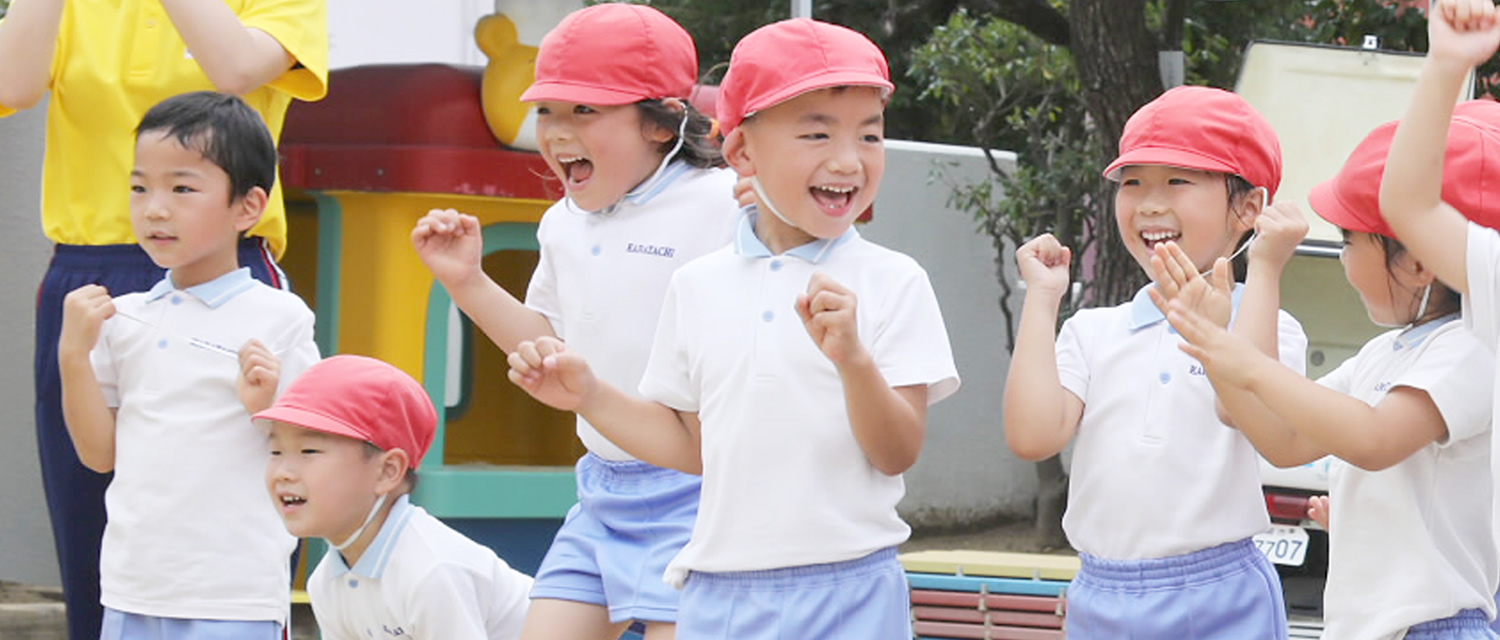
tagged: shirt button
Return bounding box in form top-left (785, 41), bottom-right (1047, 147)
top-left (171, 296), bottom-right (182, 305)
top-left (770, 260), bottom-right (783, 271)
top-left (145, 19), bottom-right (157, 28)
top-left (590, 245), bottom-right (602, 256)
top-left (347, 579), bottom-right (358, 588)
top-left (157, 339), bottom-right (169, 349)
top-left (762, 310), bottom-right (774, 322)
top-left (1159, 372), bottom-right (1171, 384)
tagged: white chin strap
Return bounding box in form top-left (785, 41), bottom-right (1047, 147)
top-left (564, 111), bottom-right (689, 217)
top-left (750, 175), bottom-right (799, 230)
top-left (330, 492), bottom-right (388, 551)
top-left (1375, 282), bottom-right (1434, 329)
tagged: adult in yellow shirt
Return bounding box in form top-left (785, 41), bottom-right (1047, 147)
top-left (0, 2), bottom-right (326, 638)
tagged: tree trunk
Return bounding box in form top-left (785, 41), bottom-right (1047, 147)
top-left (1033, 454), bottom-right (1070, 550)
top-left (1067, 0), bottom-right (1163, 152)
top-left (1023, 0), bottom-right (1162, 552)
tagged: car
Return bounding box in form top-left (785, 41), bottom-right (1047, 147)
top-left (1258, 456), bottom-right (1334, 638)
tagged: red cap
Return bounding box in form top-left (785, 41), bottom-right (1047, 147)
top-left (1308, 99), bottom-right (1500, 237)
top-left (520, 4), bottom-right (698, 105)
top-left (716, 18), bottom-right (893, 135)
top-left (1103, 86), bottom-right (1283, 198)
top-left (254, 355), bottom-right (437, 470)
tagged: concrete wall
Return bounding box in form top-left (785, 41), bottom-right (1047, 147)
top-left (0, 99), bottom-right (61, 587)
top-left (869, 140), bottom-right (1037, 531)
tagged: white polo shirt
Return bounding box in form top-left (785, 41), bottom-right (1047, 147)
top-left (641, 211), bottom-right (960, 587)
top-left (525, 161), bottom-right (739, 460)
top-left (92, 268), bottom-right (319, 621)
top-left (1316, 316), bottom-right (1496, 639)
top-left (1058, 285), bottom-right (1308, 559)
top-left (308, 495), bottom-right (534, 640)
top-left (1465, 221), bottom-right (1500, 576)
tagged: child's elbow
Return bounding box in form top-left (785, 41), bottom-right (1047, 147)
top-left (1006, 436), bottom-right (1059, 463)
top-left (79, 452), bottom-right (114, 474)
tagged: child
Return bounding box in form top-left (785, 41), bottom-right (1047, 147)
top-left (1378, 0), bottom-right (1500, 632)
top-left (256, 354), bottom-right (534, 640)
top-left (1002, 85), bottom-right (1305, 638)
top-left (409, 4), bottom-right (738, 639)
top-left (506, 19), bottom-right (959, 639)
top-left (56, 91), bottom-right (320, 640)
top-left (1158, 98), bottom-right (1500, 637)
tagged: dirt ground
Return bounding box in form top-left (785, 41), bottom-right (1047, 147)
top-left (902, 518), bottom-right (1076, 556)
top-left (0, 581), bottom-right (62, 604)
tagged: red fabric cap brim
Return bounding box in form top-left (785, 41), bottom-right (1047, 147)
top-left (254, 404), bottom-right (372, 446)
top-left (1102, 146), bottom-right (1242, 182)
top-left (520, 81), bottom-right (651, 106)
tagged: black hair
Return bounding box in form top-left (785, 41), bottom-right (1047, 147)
top-left (135, 91), bottom-right (277, 204)
top-left (1226, 174), bottom-right (1258, 280)
top-left (637, 99), bottom-right (723, 169)
top-left (1339, 228), bottom-right (1461, 326)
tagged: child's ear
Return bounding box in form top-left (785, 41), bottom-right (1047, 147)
top-left (1230, 186), bottom-right (1266, 233)
top-left (722, 127), bottom-right (756, 177)
top-left (234, 187), bottom-right (269, 233)
top-left (375, 449), bottom-right (411, 494)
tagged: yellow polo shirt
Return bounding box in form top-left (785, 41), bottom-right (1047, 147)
top-left (0, 0), bottom-right (327, 258)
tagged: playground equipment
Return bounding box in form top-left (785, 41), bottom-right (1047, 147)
top-left (901, 550), bottom-right (1075, 639)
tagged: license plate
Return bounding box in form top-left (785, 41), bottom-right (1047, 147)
top-left (1253, 524), bottom-right (1310, 566)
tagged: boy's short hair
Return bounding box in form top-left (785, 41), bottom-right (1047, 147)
top-left (715, 18), bottom-right (893, 135)
top-left (136, 91), bottom-right (278, 202)
top-left (1102, 86), bottom-right (1282, 198)
top-left (1309, 100), bottom-right (1500, 236)
top-left (254, 355), bottom-right (437, 469)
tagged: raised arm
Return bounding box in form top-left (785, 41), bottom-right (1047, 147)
top-left (58, 285), bottom-right (118, 472)
top-left (508, 337), bottom-right (702, 473)
top-left (0, 0), bottom-right (64, 111)
top-left (1379, 0), bottom-right (1500, 294)
top-left (1002, 234), bottom-right (1084, 461)
top-left (796, 272), bottom-right (928, 475)
top-left (158, 0), bottom-right (299, 95)
top-left (412, 209), bottom-right (557, 352)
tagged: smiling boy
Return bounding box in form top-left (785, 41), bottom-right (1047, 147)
top-left (57, 91), bottom-right (319, 640)
top-left (505, 19), bottom-right (959, 639)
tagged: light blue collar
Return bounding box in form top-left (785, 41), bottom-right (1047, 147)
top-left (1393, 312), bottom-right (1459, 351)
top-left (145, 268), bottom-right (256, 309)
top-left (1129, 282), bottom-right (1246, 331)
top-left (623, 160), bottom-right (691, 208)
top-left (328, 495), bottom-right (415, 580)
top-left (732, 207), bottom-right (857, 263)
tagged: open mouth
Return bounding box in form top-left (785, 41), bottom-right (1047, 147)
top-left (810, 185), bottom-right (856, 215)
top-left (1141, 229), bottom-right (1181, 250)
top-left (279, 494), bottom-right (306, 509)
top-left (558, 155), bottom-right (594, 186)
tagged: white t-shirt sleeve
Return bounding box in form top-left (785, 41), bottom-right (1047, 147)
top-left (523, 213), bottom-right (565, 337)
top-left (1393, 328), bottom-right (1495, 446)
top-left (91, 316), bottom-right (121, 408)
top-left (1315, 353), bottom-right (1357, 395)
top-left (272, 304), bottom-right (321, 396)
top-left (1276, 309), bottom-right (1309, 375)
top-left (1054, 312), bottom-right (1090, 403)
top-left (638, 275), bottom-right (698, 412)
top-left (871, 265), bottom-right (959, 404)
top-left (1465, 221), bottom-right (1500, 349)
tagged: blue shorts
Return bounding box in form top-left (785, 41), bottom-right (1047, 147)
top-left (1066, 538), bottom-right (1288, 640)
top-left (100, 608), bottom-right (282, 640)
top-left (1409, 609), bottom-right (1500, 639)
top-left (676, 547), bottom-right (910, 640)
top-left (530, 453), bottom-right (700, 623)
